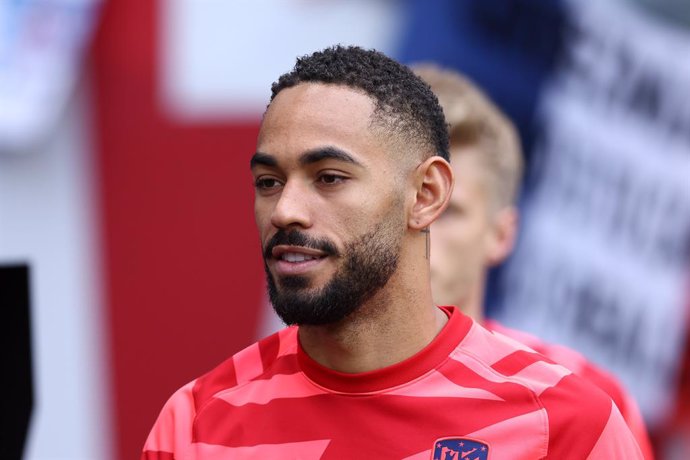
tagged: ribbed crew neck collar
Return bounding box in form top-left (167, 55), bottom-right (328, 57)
top-left (297, 306), bottom-right (472, 394)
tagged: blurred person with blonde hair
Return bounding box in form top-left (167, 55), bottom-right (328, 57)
top-left (414, 63), bottom-right (655, 459)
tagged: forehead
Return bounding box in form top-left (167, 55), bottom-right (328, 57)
top-left (449, 148), bottom-right (491, 198)
top-left (257, 83), bottom-right (388, 167)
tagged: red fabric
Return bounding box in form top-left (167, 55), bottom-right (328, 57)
top-left (141, 452), bottom-right (175, 460)
top-left (539, 374), bottom-right (611, 459)
top-left (296, 306), bottom-right (472, 393)
top-left (142, 307), bottom-right (642, 459)
top-left (485, 319), bottom-right (654, 459)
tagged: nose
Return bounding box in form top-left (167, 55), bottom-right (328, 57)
top-left (270, 180), bottom-right (312, 229)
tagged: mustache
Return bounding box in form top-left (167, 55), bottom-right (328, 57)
top-left (263, 229), bottom-right (339, 260)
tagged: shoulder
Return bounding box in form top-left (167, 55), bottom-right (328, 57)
top-left (455, 322), bottom-right (643, 458)
top-left (454, 321), bottom-right (596, 406)
top-left (456, 320), bottom-right (572, 388)
top-left (485, 320), bottom-right (652, 456)
top-left (192, 326), bottom-right (299, 413)
top-left (141, 380), bottom-right (197, 458)
top-left (485, 320), bottom-right (633, 411)
top-left (141, 327), bottom-right (299, 459)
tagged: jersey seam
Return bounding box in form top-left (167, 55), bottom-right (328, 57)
top-left (451, 346), bottom-right (550, 459)
top-left (192, 353), bottom-right (298, 437)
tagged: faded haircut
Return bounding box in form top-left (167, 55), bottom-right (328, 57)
top-left (270, 45), bottom-right (450, 163)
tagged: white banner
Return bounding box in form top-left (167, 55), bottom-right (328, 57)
top-left (0, 0), bottom-right (101, 153)
top-left (498, 0), bottom-right (690, 428)
top-left (161, 0), bottom-right (405, 121)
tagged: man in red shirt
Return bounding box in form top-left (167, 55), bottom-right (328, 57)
top-left (415, 64), bottom-right (653, 459)
top-left (142, 45), bottom-right (642, 459)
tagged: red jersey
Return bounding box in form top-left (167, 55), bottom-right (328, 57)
top-left (142, 306), bottom-right (642, 459)
top-left (485, 319), bottom-right (654, 459)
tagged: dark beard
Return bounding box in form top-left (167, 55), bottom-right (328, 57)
top-left (264, 221), bottom-right (402, 326)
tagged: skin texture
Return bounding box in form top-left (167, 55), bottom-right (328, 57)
top-left (429, 147), bottom-right (517, 321)
top-left (252, 82), bottom-right (454, 373)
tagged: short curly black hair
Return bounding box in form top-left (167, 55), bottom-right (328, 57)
top-left (270, 45), bottom-right (449, 161)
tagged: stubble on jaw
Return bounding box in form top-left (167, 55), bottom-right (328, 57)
top-left (266, 216), bottom-right (404, 326)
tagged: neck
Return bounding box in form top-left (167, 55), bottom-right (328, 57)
top-left (461, 275), bottom-right (487, 323)
top-left (298, 298), bottom-right (447, 374)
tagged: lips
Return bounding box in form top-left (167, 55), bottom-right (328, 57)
top-left (271, 245), bottom-right (327, 261)
top-left (281, 252), bottom-right (321, 263)
top-left (269, 245), bottom-right (329, 276)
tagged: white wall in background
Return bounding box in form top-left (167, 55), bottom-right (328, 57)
top-left (0, 80), bottom-right (111, 460)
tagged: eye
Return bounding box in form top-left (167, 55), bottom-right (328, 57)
top-left (254, 177), bottom-right (283, 190)
top-left (318, 173), bottom-right (347, 186)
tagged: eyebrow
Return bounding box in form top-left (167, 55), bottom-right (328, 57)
top-left (249, 152), bottom-right (277, 169)
top-left (250, 146), bottom-right (363, 169)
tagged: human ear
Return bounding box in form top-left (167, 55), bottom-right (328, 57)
top-left (408, 156), bottom-right (454, 230)
top-left (486, 206), bottom-right (518, 266)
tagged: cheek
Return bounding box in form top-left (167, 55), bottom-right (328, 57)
top-left (254, 204), bottom-right (271, 231)
top-left (430, 233), bottom-right (460, 272)
top-left (254, 201), bottom-right (280, 247)
top-left (432, 227), bottom-right (485, 275)
top-left (433, 224), bottom-right (467, 253)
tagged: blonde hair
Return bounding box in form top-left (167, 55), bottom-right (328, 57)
top-left (412, 64), bottom-right (523, 209)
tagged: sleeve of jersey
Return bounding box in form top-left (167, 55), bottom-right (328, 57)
top-left (615, 390), bottom-right (655, 459)
top-left (540, 374), bottom-right (643, 459)
top-left (140, 381), bottom-right (197, 460)
top-left (578, 363), bottom-right (654, 459)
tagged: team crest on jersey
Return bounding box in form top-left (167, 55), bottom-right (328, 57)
top-left (431, 438), bottom-right (489, 460)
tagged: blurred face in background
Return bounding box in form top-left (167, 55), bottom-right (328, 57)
top-left (413, 65), bottom-right (521, 317)
top-left (430, 148), bottom-right (508, 312)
